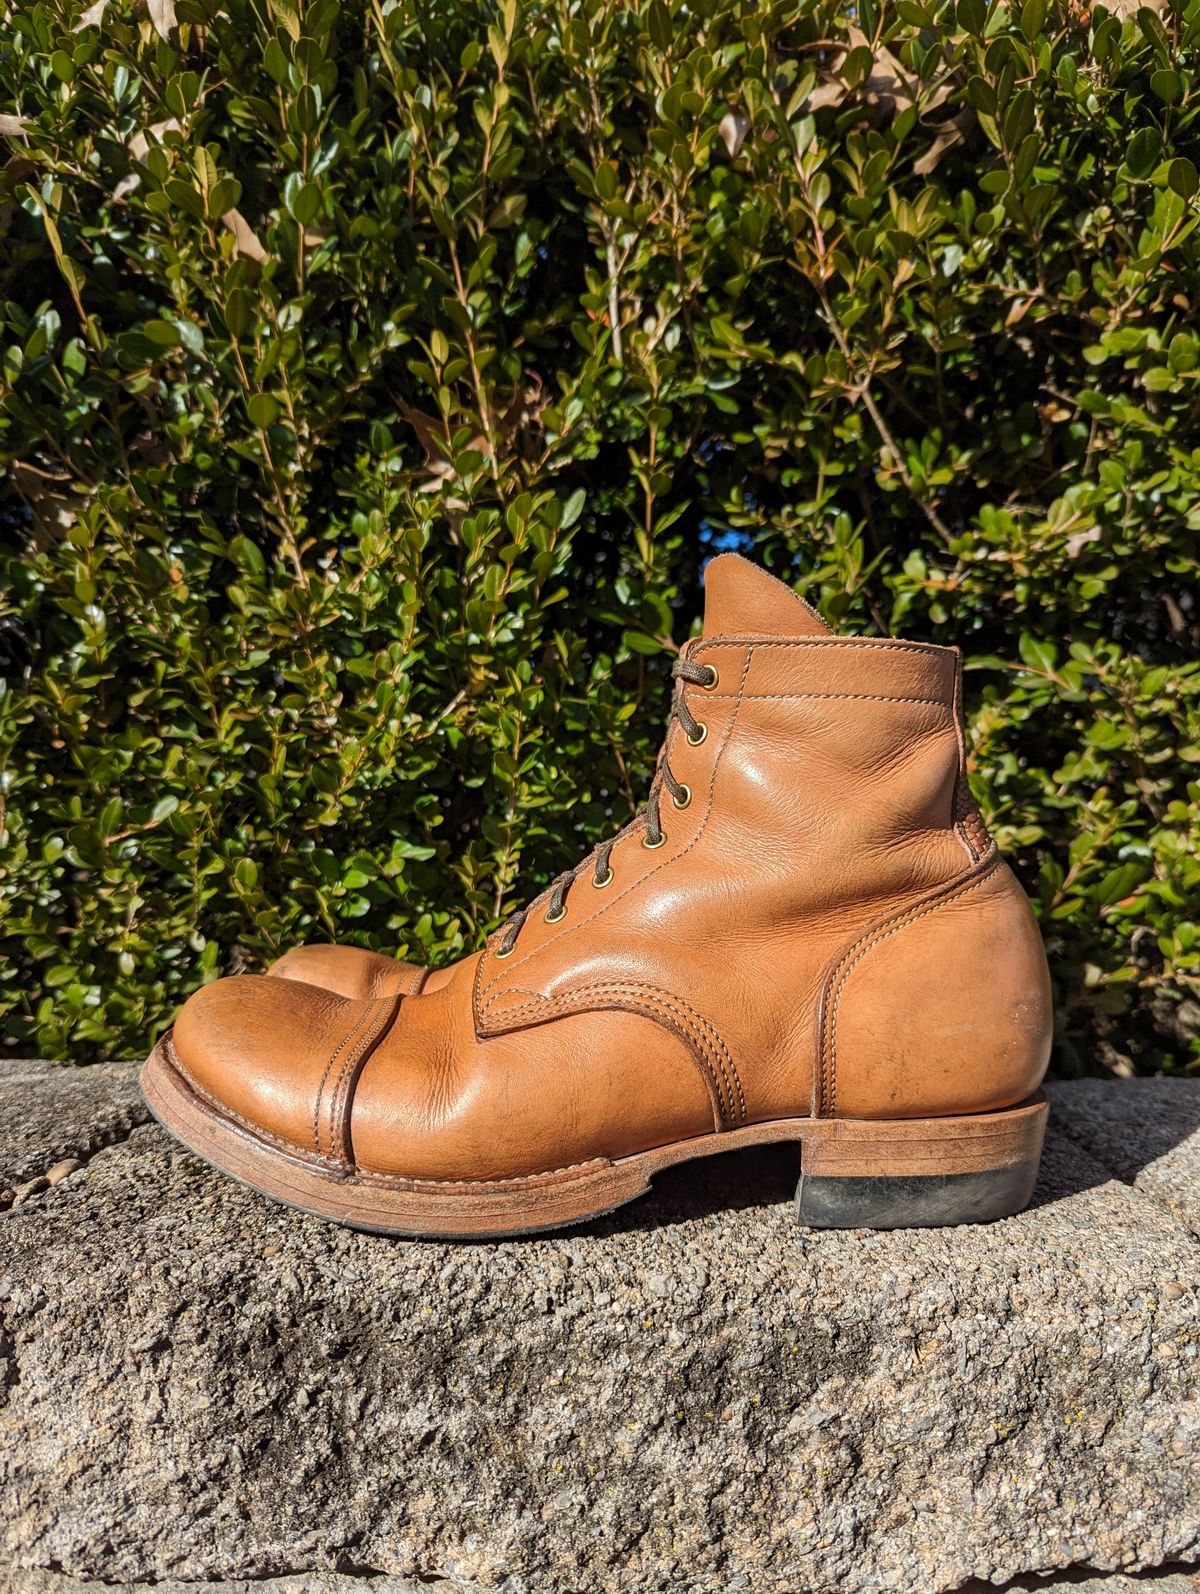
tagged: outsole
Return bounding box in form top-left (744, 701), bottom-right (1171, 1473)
top-left (140, 1038), bottom-right (1049, 1239)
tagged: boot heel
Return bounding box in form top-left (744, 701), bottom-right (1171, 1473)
top-left (795, 1092), bottom-right (1048, 1230)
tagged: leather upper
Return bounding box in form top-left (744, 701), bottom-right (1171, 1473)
top-left (269, 943), bottom-right (428, 1000)
top-left (169, 554), bottom-right (1053, 1181)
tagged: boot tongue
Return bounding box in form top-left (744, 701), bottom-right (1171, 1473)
top-left (701, 552), bottom-right (833, 639)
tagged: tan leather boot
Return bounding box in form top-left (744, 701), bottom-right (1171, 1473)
top-left (268, 944), bottom-right (434, 999)
top-left (143, 554), bottom-right (1052, 1237)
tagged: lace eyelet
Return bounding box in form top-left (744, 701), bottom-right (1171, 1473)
top-left (672, 784), bottom-right (691, 810)
top-left (643, 831), bottom-right (667, 850)
top-left (592, 868), bottom-right (614, 889)
top-left (495, 942), bottom-right (515, 960)
top-left (686, 722), bottom-right (708, 747)
top-left (701, 663), bottom-right (719, 691)
top-left (544, 904), bottom-right (567, 924)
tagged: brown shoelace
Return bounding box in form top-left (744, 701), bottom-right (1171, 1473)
top-left (495, 656), bottom-right (719, 957)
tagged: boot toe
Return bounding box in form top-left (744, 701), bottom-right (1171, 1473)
top-left (171, 974), bottom-right (397, 1160)
top-left (268, 944), bottom-right (426, 999)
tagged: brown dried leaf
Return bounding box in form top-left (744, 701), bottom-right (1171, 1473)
top-left (846, 29), bottom-right (916, 116)
top-left (222, 207), bottom-right (267, 263)
top-left (0, 113), bottom-right (29, 139)
top-left (128, 117), bottom-right (182, 162)
top-left (805, 28), bottom-right (951, 125)
top-left (10, 463), bottom-right (88, 550)
top-left (1065, 527), bottom-right (1101, 557)
top-left (398, 373), bottom-right (547, 494)
top-left (719, 111), bottom-right (751, 158)
top-left (116, 118), bottom-right (183, 199)
top-left (913, 109), bottom-right (974, 175)
top-left (73, 0), bottom-right (109, 29)
top-left (145, 0), bottom-right (176, 39)
top-left (807, 79), bottom-right (849, 112)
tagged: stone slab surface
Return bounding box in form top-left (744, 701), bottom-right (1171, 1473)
top-left (3, 1573), bottom-right (470, 1593)
top-left (1, 1062), bottom-right (1199, 1594)
top-left (1050, 1079), bottom-right (1200, 1238)
top-left (0, 1058), bottom-right (148, 1193)
top-left (973, 1572), bottom-right (1200, 1592)
top-left (6, 1569), bottom-right (1200, 1594)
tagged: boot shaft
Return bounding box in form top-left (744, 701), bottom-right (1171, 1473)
top-left (475, 622), bottom-right (1047, 1126)
top-left (685, 632), bottom-right (974, 922)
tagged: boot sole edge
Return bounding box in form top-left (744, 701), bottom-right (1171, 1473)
top-left (140, 1037), bottom-right (1048, 1239)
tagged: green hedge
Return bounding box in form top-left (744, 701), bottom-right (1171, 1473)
top-left (1, 0), bottom-right (1198, 1069)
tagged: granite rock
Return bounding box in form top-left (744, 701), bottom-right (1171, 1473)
top-left (2, 1574), bottom-right (471, 1594)
top-left (6, 1570), bottom-right (1200, 1594)
top-left (1051, 1078), bottom-right (1200, 1238)
top-left (2, 1061), bottom-right (1199, 1594)
top-left (0, 1057), bottom-right (149, 1193)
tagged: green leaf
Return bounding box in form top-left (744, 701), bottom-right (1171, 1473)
top-left (246, 393), bottom-right (279, 427)
top-left (1094, 864), bottom-right (1144, 907)
top-left (143, 318), bottom-right (181, 346)
top-left (1168, 157), bottom-right (1198, 199)
top-left (647, 0), bottom-right (672, 51)
top-left (1124, 127), bottom-right (1159, 179)
top-left (1150, 68), bottom-right (1184, 105)
top-left (561, 487), bottom-right (586, 529)
top-left (623, 629), bottom-right (664, 656)
top-left (288, 180), bottom-right (322, 225)
top-left (1018, 634), bottom-right (1058, 674)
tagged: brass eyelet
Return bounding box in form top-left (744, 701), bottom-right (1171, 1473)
top-left (495, 942), bottom-right (514, 960)
top-left (592, 868), bottom-right (614, 889)
top-left (643, 831), bottom-right (667, 850)
top-left (672, 784), bottom-right (691, 810)
top-left (544, 904), bottom-right (567, 924)
top-left (686, 722), bottom-right (708, 747)
top-left (701, 664), bottom-right (719, 691)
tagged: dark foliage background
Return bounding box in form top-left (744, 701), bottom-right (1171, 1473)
top-left (1, 0), bottom-right (1197, 1067)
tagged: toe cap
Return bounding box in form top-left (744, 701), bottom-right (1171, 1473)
top-left (172, 974), bottom-right (400, 1161)
top-left (268, 944), bottom-right (427, 999)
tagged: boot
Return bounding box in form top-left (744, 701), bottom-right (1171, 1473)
top-left (268, 944), bottom-right (435, 999)
top-left (142, 554), bottom-right (1052, 1237)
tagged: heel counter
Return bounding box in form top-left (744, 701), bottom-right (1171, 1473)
top-left (817, 859), bottom-right (1052, 1120)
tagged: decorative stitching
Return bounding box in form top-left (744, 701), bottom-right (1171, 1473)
top-left (577, 993), bottom-right (726, 1130)
top-left (485, 987), bottom-right (731, 1124)
top-left (312, 1000), bottom-right (376, 1157)
top-left (949, 650), bottom-right (982, 865)
top-left (734, 691), bottom-right (951, 706)
top-left (484, 978), bottom-right (745, 1127)
top-left (353, 1156), bottom-right (613, 1189)
top-left (697, 636), bottom-right (956, 659)
top-left (819, 858), bottom-right (1003, 1116)
top-left (327, 996), bottom-right (401, 1165)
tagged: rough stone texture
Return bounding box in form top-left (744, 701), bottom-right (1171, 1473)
top-left (0, 1057), bottom-right (148, 1192)
top-left (972, 1574), bottom-right (1200, 1593)
top-left (1051, 1079), bottom-right (1200, 1238)
top-left (5, 1575), bottom-right (471, 1593)
top-left (7, 1572), bottom-right (1200, 1594)
top-left (2, 1061), bottom-right (1199, 1594)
